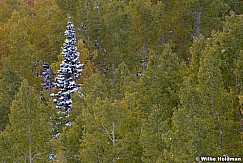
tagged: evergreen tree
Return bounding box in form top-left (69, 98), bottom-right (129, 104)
top-left (52, 91), bottom-right (84, 162)
top-left (51, 19), bottom-right (83, 119)
top-left (41, 62), bottom-right (54, 94)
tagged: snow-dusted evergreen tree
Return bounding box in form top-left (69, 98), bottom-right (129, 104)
top-left (51, 18), bottom-right (83, 120)
top-left (42, 62), bottom-right (54, 93)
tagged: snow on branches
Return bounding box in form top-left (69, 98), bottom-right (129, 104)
top-left (51, 19), bottom-right (83, 118)
top-left (41, 62), bottom-right (54, 93)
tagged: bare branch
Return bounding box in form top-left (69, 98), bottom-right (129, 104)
top-left (102, 124), bottom-right (113, 142)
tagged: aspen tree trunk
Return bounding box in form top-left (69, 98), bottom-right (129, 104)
top-left (239, 108), bottom-right (243, 132)
top-left (28, 124), bottom-right (32, 163)
top-left (103, 123), bottom-right (116, 163)
top-left (112, 123), bottom-right (116, 163)
top-left (216, 111), bottom-right (223, 149)
top-left (111, 64), bottom-right (115, 85)
top-left (195, 12), bottom-right (201, 38)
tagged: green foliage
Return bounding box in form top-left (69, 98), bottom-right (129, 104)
top-left (0, 0), bottom-right (26, 25)
top-left (0, 60), bottom-right (21, 130)
top-left (165, 36), bottom-right (242, 162)
top-left (0, 1), bottom-right (242, 162)
top-left (162, 0), bottom-right (229, 59)
top-left (224, 0), bottom-right (243, 14)
top-left (52, 92), bottom-right (84, 162)
top-left (138, 45), bottom-right (182, 162)
top-left (234, 50), bottom-right (243, 93)
top-left (216, 13), bottom-right (243, 91)
top-left (56, 0), bottom-right (79, 17)
top-left (188, 35), bottom-right (206, 82)
top-left (101, 1), bottom-right (135, 67)
top-left (0, 80), bottom-right (52, 162)
top-left (57, 120), bottom-right (83, 162)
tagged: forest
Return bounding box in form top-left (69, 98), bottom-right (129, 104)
top-left (0, 0), bottom-right (242, 162)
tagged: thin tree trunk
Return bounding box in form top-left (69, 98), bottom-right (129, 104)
top-left (112, 123), bottom-right (116, 163)
top-left (48, 68), bottom-right (52, 94)
top-left (28, 124), bottom-right (32, 163)
top-left (239, 108), bottom-right (243, 132)
top-left (111, 64), bottom-right (115, 85)
top-left (102, 123), bottom-right (116, 163)
top-left (195, 12), bottom-right (201, 38)
top-left (217, 112), bottom-right (223, 148)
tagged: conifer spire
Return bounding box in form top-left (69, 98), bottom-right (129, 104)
top-left (51, 18), bottom-right (83, 118)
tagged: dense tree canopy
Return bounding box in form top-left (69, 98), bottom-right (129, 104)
top-left (0, 0), bottom-right (242, 162)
